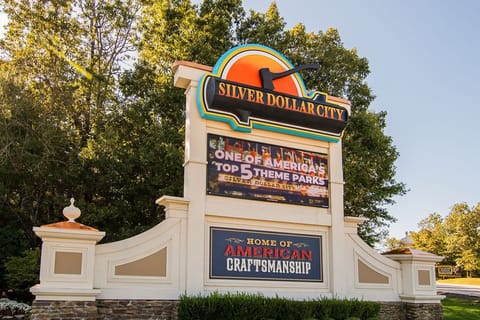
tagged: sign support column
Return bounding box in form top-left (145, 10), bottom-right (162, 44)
top-left (174, 61), bottom-right (212, 295)
top-left (329, 140), bottom-right (348, 297)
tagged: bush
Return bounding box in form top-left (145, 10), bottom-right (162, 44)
top-left (0, 298), bottom-right (31, 316)
top-left (179, 293), bottom-right (381, 320)
top-left (3, 248), bottom-right (40, 303)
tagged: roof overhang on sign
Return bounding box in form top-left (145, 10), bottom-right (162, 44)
top-left (197, 44), bottom-right (350, 142)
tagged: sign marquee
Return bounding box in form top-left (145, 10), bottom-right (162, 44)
top-left (210, 227), bottom-right (323, 282)
top-left (197, 44), bottom-right (349, 142)
top-left (207, 134), bottom-right (329, 207)
top-left (202, 45), bottom-right (342, 283)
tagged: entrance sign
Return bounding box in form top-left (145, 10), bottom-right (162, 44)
top-left (197, 44), bottom-right (349, 142)
top-left (210, 227), bottom-right (322, 282)
top-left (27, 45), bottom-right (446, 320)
top-left (207, 134), bottom-right (329, 207)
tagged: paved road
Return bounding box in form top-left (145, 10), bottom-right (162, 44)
top-left (436, 283), bottom-right (480, 298)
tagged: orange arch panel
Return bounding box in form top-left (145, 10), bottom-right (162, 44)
top-left (223, 54), bottom-right (300, 96)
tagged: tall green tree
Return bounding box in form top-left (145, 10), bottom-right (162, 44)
top-left (236, 1), bottom-right (285, 47)
top-left (0, 0), bottom-right (144, 241)
top-left (0, 0), bottom-right (143, 292)
top-left (411, 203), bottom-right (480, 275)
top-left (0, 64), bottom-right (67, 290)
top-left (443, 203), bottom-right (480, 276)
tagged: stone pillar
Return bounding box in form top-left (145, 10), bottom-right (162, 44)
top-left (383, 234), bottom-right (444, 319)
top-left (30, 199), bottom-right (105, 302)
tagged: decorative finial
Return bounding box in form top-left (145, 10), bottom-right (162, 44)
top-left (400, 231), bottom-right (414, 248)
top-left (63, 198), bottom-right (81, 222)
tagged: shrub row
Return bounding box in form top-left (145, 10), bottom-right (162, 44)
top-left (178, 293), bottom-right (380, 320)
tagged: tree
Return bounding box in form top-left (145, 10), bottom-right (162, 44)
top-left (443, 203), bottom-right (480, 275)
top-left (383, 237), bottom-right (403, 251)
top-left (0, 0), bottom-right (144, 242)
top-left (411, 203), bottom-right (480, 276)
top-left (411, 213), bottom-right (448, 260)
top-left (0, 0), bottom-right (144, 292)
top-left (236, 1), bottom-right (285, 47)
top-left (455, 249), bottom-right (480, 278)
top-left (0, 62), bottom-right (75, 254)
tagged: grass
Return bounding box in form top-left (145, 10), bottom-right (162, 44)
top-left (437, 277), bottom-right (480, 285)
top-left (437, 278), bottom-right (480, 319)
top-left (442, 297), bottom-right (480, 320)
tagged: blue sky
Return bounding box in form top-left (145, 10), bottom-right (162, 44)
top-left (1, 1), bottom-right (479, 240)
top-left (241, 0), bottom-right (480, 239)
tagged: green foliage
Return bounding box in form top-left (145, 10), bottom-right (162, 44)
top-left (383, 237), bottom-right (402, 251)
top-left (343, 111), bottom-right (406, 245)
top-left (442, 297), bottom-right (480, 320)
top-left (4, 248), bottom-right (40, 302)
top-left (4, 248), bottom-right (40, 290)
top-left (237, 2), bottom-right (285, 47)
top-left (139, 0), bottom-right (244, 74)
top-left (455, 249), bottom-right (480, 277)
top-left (178, 293), bottom-right (381, 320)
top-left (0, 0), bottom-right (170, 246)
top-left (411, 202), bottom-right (480, 276)
top-left (0, 225), bottom-right (29, 289)
top-left (0, 0), bottom-right (159, 294)
top-left (412, 212), bottom-right (447, 256)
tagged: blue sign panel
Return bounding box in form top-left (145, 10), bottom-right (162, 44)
top-left (207, 134), bottom-right (329, 207)
top-left (210, 227), bottom-right (323, 282)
